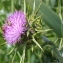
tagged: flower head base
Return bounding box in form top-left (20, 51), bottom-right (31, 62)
top-left (2, 11), bottom-right (27, 44)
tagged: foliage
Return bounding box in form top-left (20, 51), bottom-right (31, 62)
top-left (0, 0), bottom-right (63, 63)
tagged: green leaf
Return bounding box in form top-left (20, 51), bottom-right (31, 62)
top-left (42, 36), bottom-right (63, 63)
top-left (26, 0), bottom-right (62, 37)
top-left (39, 2), bottom-right (62, 37)
top-left (32, 36), bottom-right (44, 52)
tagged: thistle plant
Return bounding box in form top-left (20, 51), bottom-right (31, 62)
top-left (0, 0), bottom-right (63, 63)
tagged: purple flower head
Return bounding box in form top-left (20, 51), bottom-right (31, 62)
top-left (2, 11), bottom-right (27, 44)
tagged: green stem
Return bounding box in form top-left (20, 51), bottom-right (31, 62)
top-left (24, 0), bottom-right (26, 15)
top-left (11, 0), bottom-right (14, 12)
top-left (11, 49), bottom-right (16, 63)
top-left (28, 49), bottom-right (31, 63)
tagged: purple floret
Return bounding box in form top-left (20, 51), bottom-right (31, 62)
top-left (2, 11), bottom-right (27, 44)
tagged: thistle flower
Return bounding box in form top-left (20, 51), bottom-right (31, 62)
top-left (2, 11), bottom-right (27, 44)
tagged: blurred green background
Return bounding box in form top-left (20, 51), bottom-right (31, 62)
top-left (0, 0), bottom-right (63, 63)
